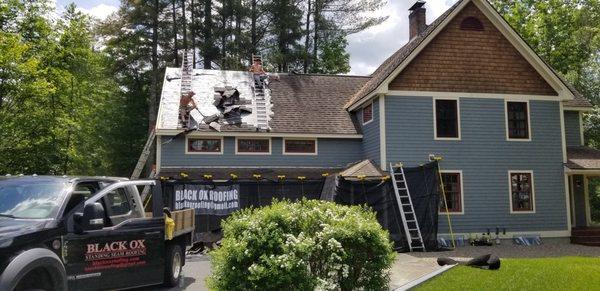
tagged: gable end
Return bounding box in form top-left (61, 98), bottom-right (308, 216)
top-left (389, 2), bottom-right (558, 96)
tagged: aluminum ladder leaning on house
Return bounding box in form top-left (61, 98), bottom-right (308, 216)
top-left (251, 54), bottom-right (269, 131)
top-left (390, 162), bottom-right (426, 252)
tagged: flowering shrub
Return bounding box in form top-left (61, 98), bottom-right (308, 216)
top-left (207, 199), bottom-right (396, 290)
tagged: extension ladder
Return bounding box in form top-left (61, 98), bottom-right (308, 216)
top-left (131, 129), bottom-right (156, 180)
top-left (251, 54), bottom-right (269, 131)
top-left (390, 162), bottom-right (425, 252)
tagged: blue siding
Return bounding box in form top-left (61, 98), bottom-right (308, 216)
top-left (358, 97), bottom-right (380, 166)
top-left (385, 96), bottom-right (567, 233)
top-left (161, 137), bottom-right (363, 168)
top-left (564, 111), bottom-right (582, 146)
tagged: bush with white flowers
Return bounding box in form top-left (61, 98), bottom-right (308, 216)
top-left (207, 199), bottom-right (396, 290)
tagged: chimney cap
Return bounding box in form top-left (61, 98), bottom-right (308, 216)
top-left (409, 1), bottom-right (426, 11)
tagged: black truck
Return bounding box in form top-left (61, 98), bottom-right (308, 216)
top-left (0, 176), bottom-right (195, 291)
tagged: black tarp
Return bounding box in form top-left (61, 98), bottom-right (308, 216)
top-left (332, 162), bottom-right (441, 252)
top-left (160, 179), bottom-right (325, 239)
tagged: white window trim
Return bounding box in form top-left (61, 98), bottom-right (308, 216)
top-left (508, 170), bottom-right (536, 214)
top-left (438, 170), bottom-right (464, 215)
top-left (185, 136), bottom-right (224, 155)
top-left (282, 138), bottom-right (318, 156)
top-left (433, 97), bottom-right (461, 141)
top-left (235, 137), bottom-right (272, 155)
top-left (362, 101), bottom-right (374, 125)
top-left (505, 100), bottom-right (532, 142)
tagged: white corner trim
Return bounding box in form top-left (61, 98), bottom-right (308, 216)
top-left (559, 102), bottom-right (568, 162)
top-left (156, 135), bottom-right (162, 174)
top-left (579, 111), bottom-right (585, 146)
top-left (185, 136), bottom-right (224, 155)
top-left (433, 97), bottom-right (462, 141)
top-left (361, 100), bottom-right (374, 125)
top-left (508, 170), bottom-right (536, 214)
top-left (438, 170), bottom-right (465, 215)
top-left (505, 100), bottom-right (532, 142)
top-left (379, 95), bottom-right (387, 171)
top-left (282, 138), bottom-right (318, 155)
top-left (564, 173), bottom-right (572, 230)
top-left (235, 137), bottom-right (272, 155)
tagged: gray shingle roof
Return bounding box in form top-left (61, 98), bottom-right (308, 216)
top-left (344, 0), bottom-right (592, 110)
top-left (268, 74), bottom-right (369, 135)
top-left (567, 146), bottom-right (600, 170)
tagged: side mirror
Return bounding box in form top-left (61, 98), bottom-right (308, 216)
top-left (79, 202), bottom-right (105, 231)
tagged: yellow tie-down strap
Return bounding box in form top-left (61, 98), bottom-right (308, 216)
top-left (165, 215), bottom-right (175, 240)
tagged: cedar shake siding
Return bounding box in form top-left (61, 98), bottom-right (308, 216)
top-left (389, 2), bottom-right (557, 96)
top-left (385, 96), bottom-right (567, 233)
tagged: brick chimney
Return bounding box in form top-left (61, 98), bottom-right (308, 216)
top-left (409, 1), bottom-right (427, 40)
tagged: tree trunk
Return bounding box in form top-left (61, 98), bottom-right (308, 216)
top-left (202, 0), bottom-right (212, 69)
top-left (304, 0), bottom-right (311, 73)
top-left (191, 0), bottom-right (196, 68)
top-left (182, 0), bottom-right (187, 50)
top-left (312, 0), bottom-right (320, 68)
top-left (250, 0), bottom-right (257, 63)
top-left (147, 0), bottom-right (160, 175)
top-left (172, 0), bottom-right (179, 66)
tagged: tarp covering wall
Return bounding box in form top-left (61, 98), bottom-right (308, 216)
top-left (332, 162), bottom-right (441, 252)
top-left (160, 179), bottom-right (325, 237)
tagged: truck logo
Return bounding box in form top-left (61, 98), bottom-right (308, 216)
top-left (84, 239), bottom-right (146, 262)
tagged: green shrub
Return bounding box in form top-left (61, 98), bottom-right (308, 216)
top-left (207, 199), bottom-right (396, 290)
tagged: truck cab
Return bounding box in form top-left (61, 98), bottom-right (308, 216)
top-left (0, 176), bottom-right (192, 291)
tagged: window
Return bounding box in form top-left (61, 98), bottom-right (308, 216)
top-left (362, 102), bottom-right (373, 124)
top-left (434, 99), bottom-right (460, 139)
top-left (105, 188), bottom-right (131, 217)
top-left (187, 137), bottom-right (222, 154)
top-left (236, 138), bottom-right (270, 154)
top-left (509, 171), bottom-right (535, 213)
top-left (506, 101), bottom-right (530, 140)
top-left (460, 17), bottom-right (484, 31)
top-left (284, 139), bottom-right (317, 155)
top-left (439, 172), bottom-right (463, 213)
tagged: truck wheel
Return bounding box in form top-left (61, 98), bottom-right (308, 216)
top-left (164, 244), bottom-right (183, 287)
top-left (14, 267), bottom-right (54, 291)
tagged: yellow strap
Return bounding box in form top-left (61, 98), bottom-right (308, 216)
top-left (437, 163), bottom-right (456, 249)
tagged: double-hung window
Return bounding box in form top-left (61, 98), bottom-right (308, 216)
top-left (434, 99), bottom-right (460, 139)
top-left (439, 172), bottom-right (463, 214)
top-left (509, 171), bottom-right (535, 213)
top-left (506, 101), bottom-right (530, 140)
top-left (362, 102), bottom-right (373, 125)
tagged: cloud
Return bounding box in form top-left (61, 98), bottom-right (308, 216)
top-left (347, 0), bottom-right (458, 75)
top-left (77, 3), bottom-right (118, 21)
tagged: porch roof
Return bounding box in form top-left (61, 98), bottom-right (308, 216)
top-left (566, 146), bottom-right (600, 170)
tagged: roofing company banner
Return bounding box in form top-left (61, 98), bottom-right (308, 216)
top-left (173, 184), bottom-right (240, 215)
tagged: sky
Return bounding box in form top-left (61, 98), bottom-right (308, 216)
top-left (55, 0), bottom-right (458, 75)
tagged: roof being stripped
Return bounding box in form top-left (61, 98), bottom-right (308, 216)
top-left (157, 69), bottom-right (369, 135)
top-left (158, 68), bottom-right (272, 132)
top-left (344, 0), bottom-right (592, 110)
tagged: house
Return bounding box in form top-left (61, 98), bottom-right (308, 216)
top-left (155, 0), bottom-right (600, 243)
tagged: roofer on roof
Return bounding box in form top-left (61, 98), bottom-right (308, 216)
top-left (179, 91), bottom-right (197, 126)
top-left (249, 59), bottom-right (267, 88)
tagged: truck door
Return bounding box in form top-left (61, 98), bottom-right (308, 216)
top-left (63, 182), bottom-right (165, 291)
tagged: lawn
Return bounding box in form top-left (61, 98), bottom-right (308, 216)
top-left (417, 257), bottom-right (600, 290)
